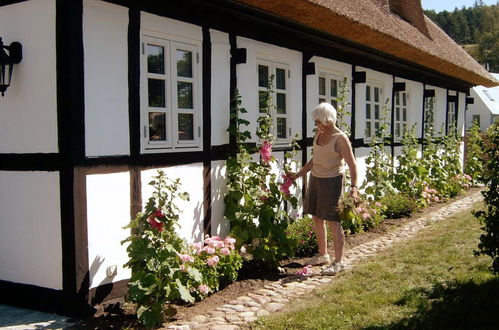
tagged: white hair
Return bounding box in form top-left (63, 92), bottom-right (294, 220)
top-left (312, 102), bottom-right (337, 125)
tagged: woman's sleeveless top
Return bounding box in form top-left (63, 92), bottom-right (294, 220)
top-left (311, 132), bottom-right (345, 178)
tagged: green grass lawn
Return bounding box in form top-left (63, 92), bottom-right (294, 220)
top-left (253, 202), bottom-right (499, 329)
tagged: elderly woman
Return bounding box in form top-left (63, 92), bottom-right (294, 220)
top-left (294, 102), bottom-right (358, 275)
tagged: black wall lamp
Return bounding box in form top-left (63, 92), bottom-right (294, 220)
top-left (0, 37), bottom-right (23, 97)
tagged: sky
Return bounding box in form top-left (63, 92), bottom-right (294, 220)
top-left (421, 0), bottom-right (498, 12)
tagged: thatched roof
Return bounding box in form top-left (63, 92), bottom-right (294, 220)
top-left (233, 0), bottom-right (499, 87)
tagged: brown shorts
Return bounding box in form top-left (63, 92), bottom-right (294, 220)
top-left (304, 174), bottom-right (344, 222)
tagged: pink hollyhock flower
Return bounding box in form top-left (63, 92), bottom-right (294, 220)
top-left (147, 217), bottom-right (164, 232)
top-left (198, 284), bottom-right (209, 295)
top-left (212, 240), bottom-right (225, 249)
top-left (211, 235), bottom-right (222, 241)
top-left (153, 209), bottom-right (164, 218)
top-left (179, 254), bottom-right (194, 263)
top-left (375, 202), bottom-right (382, 208)
top-left (433, 196), bottom-right (440, 202)
top-left (355, 206), bottom-right (363, 213)
top-left (202, 246), bottom-right (216, 254)
top-left (206, 256), bottom-right (219, 267)
top-left (279, 173), bottom-right (295, 196)
top-left (296, 265), bottom-right (313, 276)
top-left (220, 247), bottom-right (231, 255)
top-left (362, 212), bottom-right (370, 220)
top-left (259, 140), bottom-right (273, 164)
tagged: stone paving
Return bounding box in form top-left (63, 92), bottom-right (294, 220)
top-left (0, 190), bottom-right (483, 330)
top-left (166, 190), bottom-right (483, 330)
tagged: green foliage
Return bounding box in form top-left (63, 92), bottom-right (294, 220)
top-left (474, 122), bottom-right (499, 274)
top-left (380, 193), bottom-right (419, 219)
top-left (464, 122), bottom-right (484, 185)
top-left (224, 79), bottom-right (299, 271)
top-left (122, 171), bottom-right (242, 327)
top-left (361, 98), bottom-right (395, 201)
top-left (286, 215), bottom-right (319, 257)
top-left (339, 193), bottom-right (385, 234)
top-left (335, 77), bottom-right (352, 136)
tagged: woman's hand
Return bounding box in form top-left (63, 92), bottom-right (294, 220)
top-left (349, 186), bottom-right (359, 204)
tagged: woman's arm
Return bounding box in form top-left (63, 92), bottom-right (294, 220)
top-left (295, 158), bottom-right (313, 179)
top-left (337, 134), bottom-right (359, 197)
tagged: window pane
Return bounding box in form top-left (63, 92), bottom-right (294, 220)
top-left (366, 86), bottom-right (371, 101)
top-left (149, 112), bottom-right (166, 141)
top-left (366, 122), bottom-right (371, 137)
top-left (259, 91), bottom-right (268, 113)
top-left (331, 79), bottom-right (338, 97)
top-left (176, 50), bottom-right (192, 78)
top-left (276, 68), bottom-right (286, 90)
top-left (147, 45), bottom-right (165, 74)
top-left (258, 65), bottom-right (269, 88)
top-left (366, 104), bottom-right (371, 119)
top-left (396, 107), bottom-right (400, 121)
top-left (403, 93), bottom-right (407, 106)
top-left (277, 118), bottom-right (287, 139)
top-left (276, 93), bottom-right (286, 114)
top-left (374, 87), bottom-right (380, 102)
top-left (319, 77), bottom-right (326, 96)
top-left (375, 122), bottom-right (380, 136)
top-left (319, 98), bottom-right (326, 103)
top-left (332, 99), bottom-right (338, 109)
top-left (178, 113), bottom-right (194, 141)
top-left (395, 92), bottom-right (400, 106)
top-left (396, 123), bottom-right (400, 137)
top-left (403, 108), bottom-right (407, 122)
top-left (177, 82), bottom-right (193, 109)
top-left (374, 105), bottom-right (380, 119)
top-left (148, 79), bottom-right (166, 108)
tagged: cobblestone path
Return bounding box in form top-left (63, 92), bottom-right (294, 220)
top-left (167, 190), bottom-right (483, 330)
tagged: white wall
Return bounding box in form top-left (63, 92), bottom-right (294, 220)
top-left (83, 0), bottom-right (130, 157)
top-left (0, 0), bottom-right (58, 153)
top-left (86, 171), bottom-right (132, 288)
top-left (0, 171), bottom-right (62, 289)
top-left (210, 160), bottom-right (230, 237)
top-left (236, 37), bottom-right (302, 144)
top-left (141, 164), bottom-right (205, 242)
top-left (210, 30), bottom-right (231, 147)
top-left (306, 56), bottom-right (352, 138)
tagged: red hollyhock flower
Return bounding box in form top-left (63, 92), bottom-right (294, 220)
top-left (147, 217), bottom-right (164, 232)
top-left (153, 209), bottom-right (164, 218)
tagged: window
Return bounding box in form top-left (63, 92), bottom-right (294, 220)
top-left (394, 91), bottom-right (409, 140)
top-left (365, 84), bottom-right (383, 139)
top-left (483, 90), bottom-right (495, 102)
top-left (141, 35), bottom-right (201, 152)
top-left (318, 74), bottom-right (339, 109)
top-left (447, 100), bottom-right (457, 133)
top-left (423, 96), bottom-right (435, 135)
top-left (257, 60), bottom-right (290, 141)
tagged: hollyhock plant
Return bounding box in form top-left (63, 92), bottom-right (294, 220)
top-left (259, 140), bottom-right (273, 164)
top-left (279, 173), bottom-right (295, 196)
top-left (147, 217), bottom-right (164, 232)
top-left (220, 247), bottom-right (231, 255)
top-left (178, 254), bottom-right (194, 263)
top-left (206, 255), bottom-right (220, 267)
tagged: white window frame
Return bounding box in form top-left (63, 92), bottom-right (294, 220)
top-left (140, 34), bottom-right (202, 153)
top-left (447, 100), bottom-right (457, 133)
top-left (257, 59), bottom-right (291, 143)
top-left (365, 83), bottom-right (384, 140)
top-left (318, 73), bottom-right (340, 109)
top-left (394, 91), bottom-right (409, 141)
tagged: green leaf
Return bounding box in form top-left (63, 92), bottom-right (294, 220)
top-left (175, 279), bottom-right (195, 303)
top-left (137, 303), bottom-right (164, 328)
top-left (187, 267), bottom-right (203, 282)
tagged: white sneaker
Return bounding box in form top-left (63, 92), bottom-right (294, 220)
top-left (306, 254), bottom-right (331, 266)
top-left (321, 261), bottom-right (345, 276)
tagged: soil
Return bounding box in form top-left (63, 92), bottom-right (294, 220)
top-left (68, 188), bottom-right (482, 329)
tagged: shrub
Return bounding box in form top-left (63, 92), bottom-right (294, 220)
top-left (464, 122), bottom-right (484, 185)
top-left (473, 122), bottom-right (499, 274)
top-left (286, 215), bottom-right (318, 257)
top-left (123, 171), bottom-right (242, 327)
top-left (339, 194), bottom-right (385, 234)
top-left (380, 193), bottom-right (418, 219)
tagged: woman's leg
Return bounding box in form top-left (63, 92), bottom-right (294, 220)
top-left (328, 221), bottom-right (344, 262)
top-left (313, 216), bottom-right (328, 255)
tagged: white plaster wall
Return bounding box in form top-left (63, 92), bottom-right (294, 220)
top-left (457, 92), bottom-right (466, 137)
top-left (467, 89), bottom-right (492, 132)
top-left (236, 37), bottom-right (302, 144)
top-left (354, 147), bottom-right (371, 189)
top-left (210, 30), bottom-right (231, 147)
top-left (83, 0), bottom-right (130, 157)
top-left (394, 78), bottom-right (424, 139)
top-left (0, 0), bottom-right (58, 153)
top-left (86, 171), bottom-right (131, 288)
top-left (210, 160), bottom-right (230, 237)
top-left (355, 67), bottom-right (393, 141)
top-left (141, 164), bottom-right (205, 242)
top-left (306, 56), bottom-right (352, 138)
top-left (0, 171), bottom-right (62, 289)
top-left (141, 12), bottom-right (202, 42)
